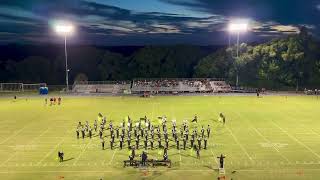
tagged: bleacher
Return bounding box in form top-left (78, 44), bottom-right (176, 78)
top-left (210, 81), bottom-right (232, 93)
top-left (182, 79), bottom-right (213, 92)
top-left (131, 79), bottom-right (228, 93)
top-left (72, 79), bottom-right (232, 94)
top-left (131, 79), bottom-right (179, 93)
top-left (72, 81), bottom-right (131, 94)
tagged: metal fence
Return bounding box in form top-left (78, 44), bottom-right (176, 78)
top-left (74, 81), bottom-right (131, 85)
top-left (0, 83), bottom-right (47, 92)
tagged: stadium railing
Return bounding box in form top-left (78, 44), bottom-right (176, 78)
top-left (72, 81), bottom-right (131, 94)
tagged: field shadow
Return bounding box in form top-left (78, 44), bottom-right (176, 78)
top-left (63, 157), bottom-right (75, 162)
top-left (203, 165), bottom-right (218, 171)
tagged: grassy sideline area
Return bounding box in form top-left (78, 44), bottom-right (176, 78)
top-left (0, 95), bottom-right (320, 179)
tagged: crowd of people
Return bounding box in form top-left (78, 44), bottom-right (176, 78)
top-left (45, 97), bottom-right (62, 105)
top-left (132, 79), bottom-right (219, 92)
top-left (181, 79), bottom-right (210, 88)
top-left (74, 113), bottom-right (227, 167)
top-left (304, 88), bottom-right (319, 95)
top-left (133, 79), bottom-right (179, 88)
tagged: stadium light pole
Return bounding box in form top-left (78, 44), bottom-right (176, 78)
top-left (228, 22), bottom-right (248, 87)
top-left (54, 23), bottom-right (74, 92)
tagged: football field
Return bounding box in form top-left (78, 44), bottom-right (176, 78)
top-left (0, 94), bottom-right (320, 180)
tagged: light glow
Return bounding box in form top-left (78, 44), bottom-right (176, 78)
top-left (228, 23), bottom-right (248, 32)
top-left (55, 24), bottom-right (74, 35)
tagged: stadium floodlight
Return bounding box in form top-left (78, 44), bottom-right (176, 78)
top-left (228, 22), bottom-right (248, 87)
top-left (228, 22), bottom-right (248, 56)
top-left (54, 22), bottom-right (75, 92)
top-left (228, 23), bottom-right (248, 33)
top-left (55, 25), bottom-right (74, 34)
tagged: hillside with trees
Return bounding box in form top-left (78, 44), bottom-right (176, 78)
top-left (194, 28), bottom-right (320, 89)
top-left (0, 29), bottom-right (319, 90)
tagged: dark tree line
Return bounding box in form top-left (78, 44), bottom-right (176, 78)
top-left (0, 30), bottom-right (319, 90)
top-left (0, 45), bottom-right (208, 84)
top-left (195, 28), bottom-right (320, 89)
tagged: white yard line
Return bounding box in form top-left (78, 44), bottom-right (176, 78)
top-left (36, 129), bottom-right (73, 166)
top-left (231, 110), bottom-right (291, 164)
top-left (281, 107), bottom-right (320, 140)
top-left (270, 120), bottom-right (320, 160)
top-left (225, 126), bottom-right (253, 161)
top-left (73, 138), bottom-right (92, 166)
top-left (251, 126), bottom-right (291, 164)
top-left (29, 127), bottom-right (51, 143)
top-left (210, 149), bottom-right (218, 164)
top-left (108, 150), bottom-right (117, 165)
top-left (0, 123), bottom-right (30, 145)
top-left (0, 153), bottom-right (16, 167)
top-left (206, 102), bottom-right (252, 161)
top-left (274, 105), bottom-right (320, 137)
top-left (0, 111), bottom-right (44, 145)
top-left (1, 126), bottom-right (51, 166)
top-left (66, 128), bottom-right (96, 167)
top-left (308, 128), bottom-right (320, 138)
top-left (36, 138), bottom-right (65, 166)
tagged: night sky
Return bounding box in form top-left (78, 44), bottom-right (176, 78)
top-left (0, 0), bottom-right (319, 45)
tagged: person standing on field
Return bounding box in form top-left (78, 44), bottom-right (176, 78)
top-left (101, 138), bottom-right (105, 150)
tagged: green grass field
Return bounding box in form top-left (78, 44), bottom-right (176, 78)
top-left (1, 94), bottom-right (320, 180)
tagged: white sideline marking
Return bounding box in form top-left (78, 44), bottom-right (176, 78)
top-left (0, 170), bottom-right (113, 174)
top-left (225, 126), bottom-right (253, 161)
top-left (2, 160), bottom-right (320, 168)
top-left (270, 120), bottom-right (320, 160)
top-left (235, 168), bottom-right (320, 172)
top-left (2, 168), bottom-right (320, 174)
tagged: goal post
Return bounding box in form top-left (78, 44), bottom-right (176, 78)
top-left (0, 83), bottom-right (23, 92)
top-left (0, 83), bottom-right (47, 92)
top-left (22, 83), bottom-right (47, 92)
